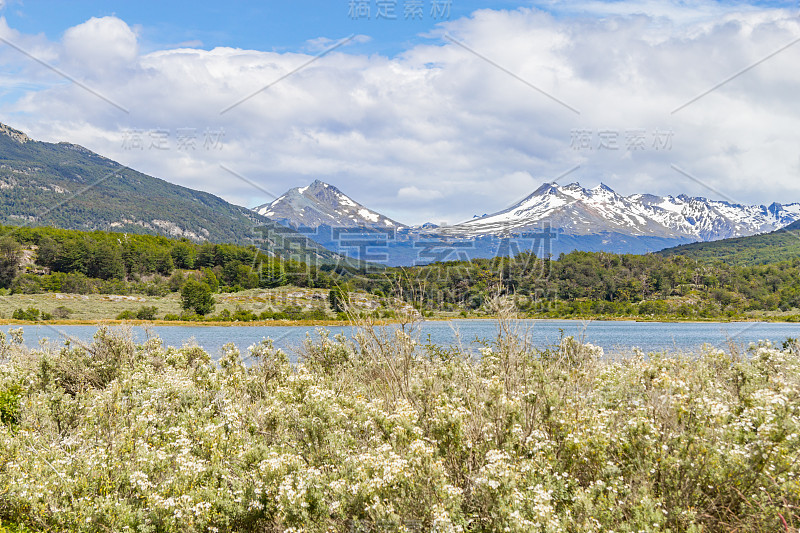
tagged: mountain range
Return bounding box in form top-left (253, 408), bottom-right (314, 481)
top-left (258, 180), bottom-right (800, 266)
top-left (451, 182), bottom-right (800, 241)
top-left (4, 121), bottom-right (798, 267)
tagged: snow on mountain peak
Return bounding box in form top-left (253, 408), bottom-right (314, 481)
top-left (255, 179), bottom-right (799, 247)
top-left (454, 181), bottom-right (800, 240)
top-left (254, 180), bottom-right (405, 230)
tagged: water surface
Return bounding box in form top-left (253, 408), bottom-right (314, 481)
top-left (4, 319), bottom-right (798, 361)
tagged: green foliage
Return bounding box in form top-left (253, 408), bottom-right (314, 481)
top-left (353, 250), bottom-right (800, 318)
top-left (660, 220), bottom-right (800, 265)
top-left (200, 267), bottom-right (219, 292)
top-left (51, 306), bottom-right (73, 319)
top-left (116, 306), bottom-right (158, 321)
top-left (0, 520), bottom-right (34, 533)
top-left (0, 224), bottom-right (359, 300)
top-left (328, 286), bottom-right (349, 313)
top-left (180, 279), bottom-right (215, 316)
top-left (0, 383), bottom-right (21, 428)
top-left (0, 235), bottom-right (21, 289)
top-left (11, 308), bottom-right (49, 321)
top-left (259, 259), bottom-right (288, 288)
top-left (170, 240), bottom-right (196, 269)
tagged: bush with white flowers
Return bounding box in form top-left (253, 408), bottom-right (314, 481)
top-left (0, 325), bottom-right (798, 532)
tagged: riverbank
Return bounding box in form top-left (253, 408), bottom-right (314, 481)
top-left (2, 288), bottom-right (800, 325)
top-left (2, 313), bottom-right (799, 328)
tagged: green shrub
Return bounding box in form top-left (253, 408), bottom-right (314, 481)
top-left (302, 308), bottom-right (328, 320)
top-left (328, 287), bottom-right (349, 312)
top-left (52, 306), bottom-right (73, 319)
top-left (116, 307), bottom-right (157, 321)
top-left (11, 308), bottom-right (40, 321)
top-left (180, 279), bottom-right (215, 316)
top-left (0, 383), bottom-right (21, 428)
top-left (136, 305), bottom-right (158, 320)
top-left (231, 307), bottom-right (259, 322)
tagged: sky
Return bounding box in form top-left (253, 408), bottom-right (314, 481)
top-left (0, 0), bottom-right (799, 225)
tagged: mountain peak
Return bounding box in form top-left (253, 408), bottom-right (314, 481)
top-left (0, 123), bottom-right (31, 144)
top-left (532, 182), bottom-right (560, 195)
top-left (255, 181), bottom-right (406, 230)
top-left (456, 180), bottom-right (800, 241)
top-left (592, 182), bottom-right (614, 193)
top-left (308, 179), bottom-right (330, 189)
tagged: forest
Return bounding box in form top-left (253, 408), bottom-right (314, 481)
top-left (1, 224), bottom-right (800, 321)
top-left (354, 251), bottom-right (800, 319)
top-left (0, 224), bottom-right (350, 294)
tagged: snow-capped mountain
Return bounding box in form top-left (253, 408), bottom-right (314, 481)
top-left (255, 180), bottom-right (800, 266)
top-left (255, 180), bottom-right (405, 230)
top-left (449, 182), bottom-right (800, 241)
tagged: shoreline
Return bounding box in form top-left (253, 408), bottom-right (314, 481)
top-left (2, 315), bottom-right (799, 327)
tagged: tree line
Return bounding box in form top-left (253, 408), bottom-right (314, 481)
top-left (3, 223), bottom-right (800, 320)
top-left (0, 224), bottom-right (355, 297)
top-left (351, 251), bottom-right (800, 318)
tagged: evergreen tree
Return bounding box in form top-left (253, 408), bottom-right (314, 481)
top-left (328, 286), bottom-right (349, 313)
top-left (0, 236), bottom-right (22, 288)
top-left (181, 279), bottom-right (215, 316)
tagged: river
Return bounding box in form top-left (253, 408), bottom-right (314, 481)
top-left (3, 319), bottom-right (799, 361)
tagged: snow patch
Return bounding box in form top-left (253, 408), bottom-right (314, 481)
top-left (358, 208), bottom-right (379, 222)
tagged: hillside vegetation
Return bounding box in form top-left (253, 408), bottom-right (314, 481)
top-left (354, 251), bottom-right (800, 320)
top-left (3, 223), bottom-right (800, 321)
top-left (0, 125), bottom-right (348, 265)
top-left (0, 224), bottom-right (377, 321)
top-left (658, 220), bottom-right (800, 265)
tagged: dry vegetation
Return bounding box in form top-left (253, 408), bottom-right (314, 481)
top-left (0, 303), bottom-right (798, 532)
top-left (0, 288), bottom-right (391, 323)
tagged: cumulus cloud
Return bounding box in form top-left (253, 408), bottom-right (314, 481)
top-left (61, 16), bottom-right (138, 76)
top-left (2, 3), bottom-right (800, 225)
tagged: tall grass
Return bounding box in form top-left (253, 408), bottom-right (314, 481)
top-left (0, 307), bottom-right (798, 532)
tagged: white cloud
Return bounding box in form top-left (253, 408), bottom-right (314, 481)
top-left (397, 186), bottom-right (445, 201)
top-left (61, 16), bottom-right (139, 76)
top-left (3, 4), bottom-right (800, 225)
top-left (305, 34), bottom-right (371, 52)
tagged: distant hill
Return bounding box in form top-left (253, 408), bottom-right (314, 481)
top-left (658, 220), bottom-right (800, 265)
top-left (0, 123), bottom-right (347, 264)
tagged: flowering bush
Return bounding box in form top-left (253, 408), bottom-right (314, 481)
top-left (0, 322), bottom-right (798, 532)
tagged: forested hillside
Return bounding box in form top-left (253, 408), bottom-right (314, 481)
top-left (353, 251), bottom-right (800, 319)
top-left (658, 220), bottom-right (800, 265)
top-left (3, 222), bottom-right (800, 321)
top-left (0, 224), bottom-right (355, 298)
top-left (0, 123), bottom-right (346, 265)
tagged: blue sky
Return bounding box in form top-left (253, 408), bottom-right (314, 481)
top-left (3, 0), bottom-right (524, 55)
top-left (1, 0), bottom-right (799, 223)
top-left (6, 0), bottom-right (794, 54)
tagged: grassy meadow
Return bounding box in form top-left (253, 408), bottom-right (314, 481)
top-left (0, 288), bottom-right (376, 324)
